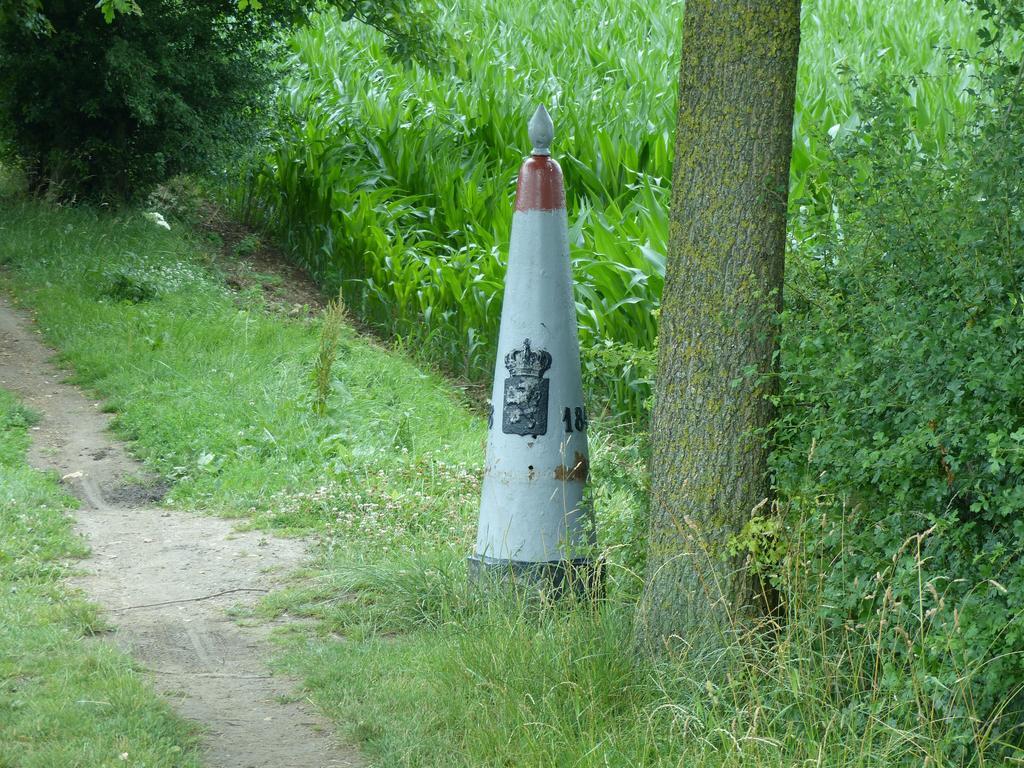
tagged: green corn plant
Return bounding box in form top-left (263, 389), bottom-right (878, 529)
top-left (239, 0), bottom-right (982, 424)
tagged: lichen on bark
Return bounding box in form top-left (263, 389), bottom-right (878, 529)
top-left (636, 0), bottom-right (801, 653)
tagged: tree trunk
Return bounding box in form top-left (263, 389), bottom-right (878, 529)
top-left (637, 0), bottom-right (801, 652)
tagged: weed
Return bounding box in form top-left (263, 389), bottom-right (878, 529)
top-left (232, 232), bottom-right (262, 258)
top-left (101, 269), bottom-right (159, 303)
top-left (312, 292), bottom-right (347, 417)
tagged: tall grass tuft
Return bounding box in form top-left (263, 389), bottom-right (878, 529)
top-left (312, 291), bottom-right (347, 417)
top-left (269, 541), bottom-right (1010, 767)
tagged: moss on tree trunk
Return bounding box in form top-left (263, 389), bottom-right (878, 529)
top-left (637, 0), bottom-right (801, 652)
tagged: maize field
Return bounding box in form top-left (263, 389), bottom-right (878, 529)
top-left (239, 0), bottom-right (979, 421)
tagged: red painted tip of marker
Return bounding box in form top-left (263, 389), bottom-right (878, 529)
top-left (514, 155), bottom-right (566, 212)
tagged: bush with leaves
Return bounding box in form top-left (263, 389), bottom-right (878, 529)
top-left (0, 0), bottom-right (438, 201)
top-left (774, 16), bottom-right (1024, 757)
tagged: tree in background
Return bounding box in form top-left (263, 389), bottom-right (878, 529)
top-left (637, 0), bottom-right (801, 651)
top-left (0, 0), bottom-right (437, 200)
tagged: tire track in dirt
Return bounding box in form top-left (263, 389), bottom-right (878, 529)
top-left (0, 294), bottom-right (363, 768)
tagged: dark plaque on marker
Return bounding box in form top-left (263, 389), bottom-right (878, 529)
top-left (502, 339), bottom-right (552, 437)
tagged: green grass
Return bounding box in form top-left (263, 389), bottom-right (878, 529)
top-left (0, 200), bottom-right (484, 538)
top-left (0, 199), bottom-right (646, 552)
top-left (238, 0), bottom-right (983, 419)
top-left (0, 388), bottom-right (202, 767)
top-left (259, 550), bottom-right (1007, 768)
top-left (1, 199), bottom-right (1006, 766)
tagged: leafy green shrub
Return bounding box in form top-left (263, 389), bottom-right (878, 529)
top-left (145, 177), bottom-right (207, 226)
top-left (0, 3), bottom-right (275, 199)
top-left (232, 233), bottom-right (263, 258)
top-left (0, 0), bottom-right (439, 201)
top-left (775, 29), bottom-right (1024, 756)
top-left (101, 270), bottom-right (159, 303)
top-left (589, 428), bottom-right (650, 580)
top-left (0, 398), bottom-right (35, 433)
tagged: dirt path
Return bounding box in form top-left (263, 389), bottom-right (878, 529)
top-left (0, 293), bottom-right (363, 768)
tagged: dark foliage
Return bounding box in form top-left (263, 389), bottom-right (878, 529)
top-left (0, 0), bottom-right (437, 201)
top-left (774, 16), bottom-right (1024, 758)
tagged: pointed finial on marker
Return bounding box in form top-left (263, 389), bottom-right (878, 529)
top-left (529, 104), bottom-right (554, 156)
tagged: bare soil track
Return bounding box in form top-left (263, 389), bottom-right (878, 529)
top-left (0, 293), bottom-right (363, 768)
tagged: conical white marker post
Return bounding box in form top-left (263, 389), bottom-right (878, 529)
top-left (469, 105), bottom-right (597, 592)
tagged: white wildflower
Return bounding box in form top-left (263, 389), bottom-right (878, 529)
top-left (144, 211), bottom-right (171, 230)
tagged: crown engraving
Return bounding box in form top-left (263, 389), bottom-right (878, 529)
top-left (501, 339), bottom-right (552, 437)
top-left (504, 338), bottom-right (552, 378)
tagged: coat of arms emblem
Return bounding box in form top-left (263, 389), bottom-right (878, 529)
top-left (502, 339), bottom-right (552, 437)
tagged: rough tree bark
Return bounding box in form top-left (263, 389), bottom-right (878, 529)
top-left (636, 0), bottom-right (801, 652)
